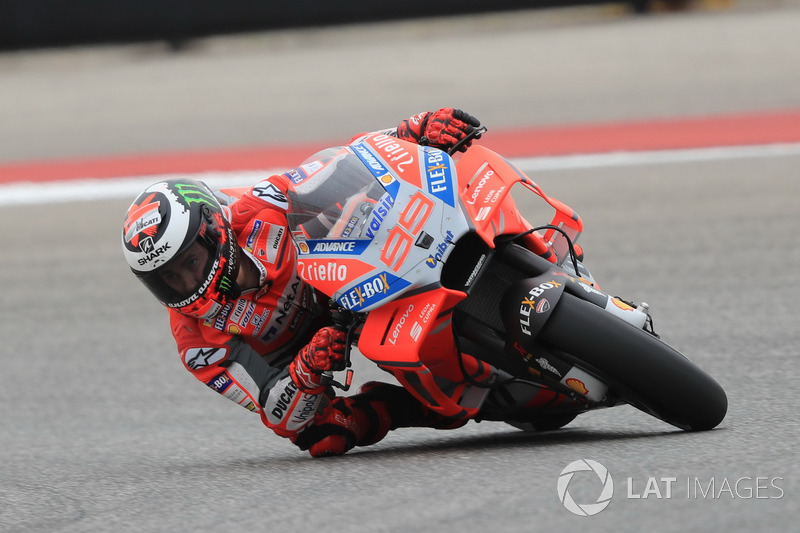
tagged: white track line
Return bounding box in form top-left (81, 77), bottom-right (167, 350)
top-left (2, 143), bottom-right (800, 207)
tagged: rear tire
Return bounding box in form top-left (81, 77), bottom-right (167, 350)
top-left (538, 293), bottom-right (727, 431)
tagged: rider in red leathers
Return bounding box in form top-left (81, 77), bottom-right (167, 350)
top-left (122, 108), bottom-right (482, 457)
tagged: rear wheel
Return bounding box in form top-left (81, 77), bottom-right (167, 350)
top-left (538, 293), bottom-right (727, 431)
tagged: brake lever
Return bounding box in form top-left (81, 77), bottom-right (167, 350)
top-left (447, 126), bottom-right (488, 156)
top-left (325, 303), bottom-right (364, 391)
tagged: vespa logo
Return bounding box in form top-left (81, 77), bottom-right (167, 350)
top-left (557, 459), bottom-right (614, 516)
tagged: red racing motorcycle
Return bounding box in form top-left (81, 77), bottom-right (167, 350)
top-left (229, 128), bottom-right (727, 433)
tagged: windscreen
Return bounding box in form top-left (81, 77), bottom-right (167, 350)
top-left (285, 147), bottom-right (390, 240)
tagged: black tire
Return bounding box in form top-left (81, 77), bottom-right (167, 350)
top-left (538, 293), bottom-right (727, 431)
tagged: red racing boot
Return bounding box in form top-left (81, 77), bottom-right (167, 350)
top-left (295, 381), bottom-right (466, 457)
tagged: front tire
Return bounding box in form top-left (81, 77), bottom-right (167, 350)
top-left (538, 293), bottom-right (727, 431)
top-left (506, 413), bottom-right (578, 432)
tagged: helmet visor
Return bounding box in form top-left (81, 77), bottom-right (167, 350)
top-left (138, 237), bottom-right (218, 307)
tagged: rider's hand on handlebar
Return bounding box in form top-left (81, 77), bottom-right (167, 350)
top-left (397, 108), bottom-right (482, 152)
top-left (288, 327), bottom-right (347, 394)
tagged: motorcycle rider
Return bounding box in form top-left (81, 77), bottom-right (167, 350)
top-left (122, 108), bottom-right (482, 457)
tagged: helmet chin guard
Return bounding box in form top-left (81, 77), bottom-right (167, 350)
top-left (122, 179), bottom-right (240, 319)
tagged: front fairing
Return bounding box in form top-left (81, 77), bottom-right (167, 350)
top-left (284, 136), bottom-right (472, 311)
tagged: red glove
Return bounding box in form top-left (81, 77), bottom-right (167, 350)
top-left (288, 327), bottom-right (347, 394)
top-left (396, 108), bottom-right (482, 152)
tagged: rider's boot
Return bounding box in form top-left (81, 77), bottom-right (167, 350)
top-left (298, 381), bottom-right (465, 457)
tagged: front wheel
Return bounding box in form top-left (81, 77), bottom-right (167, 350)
top-left (538, 293), bottom-right (727, 431)
top-left (505, 413), bottom-right (578, 432)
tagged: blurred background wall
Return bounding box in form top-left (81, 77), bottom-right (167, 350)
top-left (0, 0), bottom-right (704, 50)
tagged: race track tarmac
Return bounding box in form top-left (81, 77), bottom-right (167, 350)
top-left (1, 4), bottom-right (798, 532)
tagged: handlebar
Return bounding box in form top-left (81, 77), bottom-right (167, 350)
top-left (447, 126), bottom-right (488, 156)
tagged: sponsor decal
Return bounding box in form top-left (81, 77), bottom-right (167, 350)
top-left (466, 166), bottom-right (506, 207)
top-left (207, 373), bottom-right (233, 394)
top-left (577, 281), bottom-right (606, 297)
top-left (265, 225), bottom-right (285, 264)
top-left (250, 309), bottom-right (271, 336)
top-left (364, 195), bottom-right (395, 240)
top-left (565, 377), bottom-right (589, 395)
top-left (260, 277), bottom-right (302, 341)
top-left (298, 260), bottom-right (348, 283)
top-left (351, 142), bottom-right (391, 179)
top-left (535, 356), bottom-right (561, 377)
top-left (290, 392), bottom-right (321, 426)
top-left (306, 239), bottom-right (370, 255)
top-left (173, 181), bottom-right (216, 208)
top-left (244, 220), bottom-right (263, 253)
top-left (423, 147), bottom-right (455, 207)
top-left (139, 236), bottom-right (155, 253)
top-left (424, 230), bottom-right (455, 268)
top-left (464, 254), bottom-right (487, 288)
top-left (203, 302), bottom-right (233, 331)
top-left (536, 299), bottom-right (551, 314)
top-left (417, 302), bottom-right (437, 324)
top-left (409, 321), bottom-right (423, 342)
top-left (315, 241), bottom-right (355, 253)
top-left (341, 215), bottom-right (359, 238)
top-left (370, 134), bottom-right (415, 173)
top-left (123, 195), bottom-right (161, 248)
top-left (136, 242), bottom-right (172, 267)
top-left (388, 304), bottom-right (415, 345)
top-left (612, 298), bottom-right (635, 311)
top-left (184, 347), bottom-right (227, 369)
top-left (301, 161), bottom-right (323, 175)
top-left (284, 167), bottom-right (308, 184)
top-left (239, 302), bottom-right (256, 327)
top-left (252, 181), bottom-right (289, 210)
top-left (266, 378), bottom-right (321, 430)
top-left (519, 280), bottom-right (562, 336)
top-left (378, 174), bottom-right (401, 198)
top-left (223, 384), bottom-right (248, 404)
top-left (475, 206), bottom-right (492, 221)
top-left (269, 380), bottom-right (299, 420)
top-left (169, 260), bottom-right (219, 307)
top-left (337, 271), bottom-right (411, 311)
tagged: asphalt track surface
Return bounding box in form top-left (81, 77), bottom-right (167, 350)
top-left (2, 4), bottom-right (800, 532)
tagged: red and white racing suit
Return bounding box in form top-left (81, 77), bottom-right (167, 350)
top-left (167, 124), bottom-right (577, 449)
top-left (170, 174), bottom-right (332, 442)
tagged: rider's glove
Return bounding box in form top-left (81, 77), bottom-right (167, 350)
top-left (288, 327), bottom-right (347, 394)
top-left (396, 108), bottom-right (482, 152)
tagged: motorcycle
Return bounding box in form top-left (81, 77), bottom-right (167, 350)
top-left (224, 128), bottom-right (727, 433)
